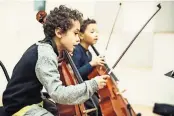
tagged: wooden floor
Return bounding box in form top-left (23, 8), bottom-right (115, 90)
top-left (132, 104), bottom-right (159, 116)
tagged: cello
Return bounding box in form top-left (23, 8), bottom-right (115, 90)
top-left (57, 50), bottom-right (97, 116)
top-left (0, 61), bottom-right (10, 82)
top-left (88, 3), bottom-right (162, 116)
top-left (36, 11), bottom-right (98, 116)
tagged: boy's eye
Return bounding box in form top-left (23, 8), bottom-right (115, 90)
top-left (75, 32), bottom-right (79, 35)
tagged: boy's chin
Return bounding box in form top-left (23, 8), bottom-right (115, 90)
top-left (67, 48), bottom-right (74, 53)
top-left (93, 41), bottom-right (97, 44)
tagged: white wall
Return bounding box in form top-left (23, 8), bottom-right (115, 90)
top-left (94, 1), bottom-right (155, 69)
top-left (93, 1), bottom-right (174, 106)
top-left (0, 0), bottom-right (44, 96)
top-left (154, 1), bottom-right (174, 32)
top-left (46, 1), bottom-right (95, 19)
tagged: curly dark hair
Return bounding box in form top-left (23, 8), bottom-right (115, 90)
top-left (80, 18), bottom-right (96, 33)
top-left (43, 5), bottom-right (83, 38)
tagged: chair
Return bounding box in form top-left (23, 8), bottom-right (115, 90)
top-left (0, 61), bottom-right (10, 115)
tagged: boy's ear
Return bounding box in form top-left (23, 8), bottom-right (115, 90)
top-left (55, 28), bottom-right (62, 38)
top-left (79, 32), bottom-right (84, 40)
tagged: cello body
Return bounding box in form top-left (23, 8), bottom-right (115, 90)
top-left (56, 51), bottom-right (87, 116)
top-left (88, 66), bottom-right (137, 116)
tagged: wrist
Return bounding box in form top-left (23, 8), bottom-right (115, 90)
top-left (89, 61), bottom-right (95, 67)
top-left (91, 78), bottom-right (99, 90)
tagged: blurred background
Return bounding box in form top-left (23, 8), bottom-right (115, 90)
top-left (0, 0), bottom-right (174, 115)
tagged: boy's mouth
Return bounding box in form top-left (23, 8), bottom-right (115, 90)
top-left (73, 45), bottom-right (76, 48)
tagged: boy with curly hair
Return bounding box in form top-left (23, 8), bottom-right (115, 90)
top-left (2, 5), bottom-right (108, 116)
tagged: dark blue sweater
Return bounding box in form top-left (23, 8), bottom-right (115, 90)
top-left (3, 44), bottom-right (43, 115)
top-left (72, 44), bottom-right (93, 81)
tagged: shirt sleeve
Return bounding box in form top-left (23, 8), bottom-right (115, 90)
top-left (35, 44), bottom-right (98, 105)
top-left (72, 47), bottom-right (93, 78)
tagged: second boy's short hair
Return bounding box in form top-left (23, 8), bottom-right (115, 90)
top-left (80, 18), bottom-right (96, 33)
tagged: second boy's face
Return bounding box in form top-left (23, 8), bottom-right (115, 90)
top-left (83, 24), bottom-right (98, 45)
top-left (60, 20), bottom-right (80, 53)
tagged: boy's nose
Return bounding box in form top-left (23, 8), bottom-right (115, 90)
top-left (95, 33), bottom-right (98, 37)
top-left (76, 36), bottom-right (80, 44)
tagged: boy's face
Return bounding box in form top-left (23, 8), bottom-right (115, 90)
top-left (83, 23), bottom-right (98, 45)
top-left (60, 20), bottom-right (80, 52)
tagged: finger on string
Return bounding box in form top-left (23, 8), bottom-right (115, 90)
top-left (100, 79), bottom-right (107, 83)
top-left (99, 63), bottom-right (104, 66)
top-left (100, 61), bottom-right (106, 64)
top-left (101, 75), bottom-right (110, 79)
top-left (101, 83), bottom-right (106, 86)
